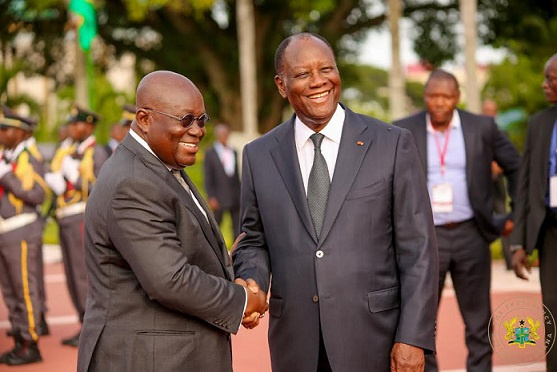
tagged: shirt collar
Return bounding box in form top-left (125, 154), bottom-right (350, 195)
top-left (130, 128), bottom-right (173, 171)
top-left (295, 104), bottom-right (345, 151)
top-left (3, 141), bottom-right (27, 162)
top-left (426, 109), bottom-right (461, 134)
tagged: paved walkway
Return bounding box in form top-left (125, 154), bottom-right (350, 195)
top-left (0, 246), bottom-right (547, 371)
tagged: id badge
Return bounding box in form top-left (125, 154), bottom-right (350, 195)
top-left (432, 183), bottom-right (453, 213)
top-left (551, 176), bottom-right (557, 207)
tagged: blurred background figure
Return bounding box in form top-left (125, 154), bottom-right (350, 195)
top-left (394, 70), bottom-right (520, 372)
top-left (105, 104), bottom-right (134, 157)
top-left (482, 99), bottom-right (514, 270)
top-left (44, 105), bottom-right (109, 347)
top-left (203, 123), bottom-right (241, 239)
top-left (0, 107), bottom-right (48, 365)
top-left (511, 52), bottom-right (557, 372)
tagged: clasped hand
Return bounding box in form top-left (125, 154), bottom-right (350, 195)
top-left (235, 278), bottom-right (268, 329)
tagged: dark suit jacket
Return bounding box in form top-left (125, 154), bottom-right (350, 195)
top-left (511, 105), bottom-right (557, 253)
top-left (394, 109), bottom-right (521, 243)
top-left (203, 145), bottom-right (240, 209)
top-left (233, 104), bottom-right (438, 372)
top-left (77, 134), bottom-right (246, 372)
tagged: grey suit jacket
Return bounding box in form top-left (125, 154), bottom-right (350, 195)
top-left (394, 109), bottom-right (521, 243)
top-left (511, 105), bottom-right (557, 253)
top-left (77, 134), bottom-right (246, 372)
top-left (233, 104), bottom-right (438, 372)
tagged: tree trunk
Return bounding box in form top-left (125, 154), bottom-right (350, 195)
top-left (236, 0), bottom-right (259, 138)
top-left (388, 0), bottom-right (405, 121)
top-left (460, 0), bottom-right (480, 113)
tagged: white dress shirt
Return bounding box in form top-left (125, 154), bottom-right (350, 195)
top-left (295, 104), bottom-right (345, 194)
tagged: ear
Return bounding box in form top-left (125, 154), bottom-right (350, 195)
top-left (135, 109), bottom-right (150, 135)
top-left (274, 75), bottom-right (288, 99)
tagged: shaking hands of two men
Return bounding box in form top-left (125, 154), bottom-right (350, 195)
top-left (231, 233), bottom-right (268, 329)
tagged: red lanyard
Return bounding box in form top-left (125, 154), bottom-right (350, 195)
top-left (432, 125), bottom-right (451, 176)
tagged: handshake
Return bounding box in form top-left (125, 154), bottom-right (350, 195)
top-left (235, 278), bottom-right (268, 329)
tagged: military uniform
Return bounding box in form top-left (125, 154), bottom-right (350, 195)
top-left (45, 106), bottom-right (108, 346)
top-left (105, 104), bottom-right (135, 156)
top-left (0, 109), bottom-right (48, 365)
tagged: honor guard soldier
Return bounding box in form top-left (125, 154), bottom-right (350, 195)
top-left (0, 107), bottom-right (48, 365)
top-left (44, 105), bottom-right (109, 347)
top-left (105, 104), bottom-right (134, 156)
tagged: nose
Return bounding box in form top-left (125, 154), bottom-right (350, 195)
top-left (309, 71), bottom-right (327, 87)
top-left (186, 121), bottom-right (205, 138)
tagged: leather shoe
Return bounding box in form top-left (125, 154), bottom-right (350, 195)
top-left (61, 331), bottom-right (80, 347)
top-left (0, 333), bottom-right (23, 364)
top-left (4, 340), bottom-right (42, 366)
top-left (38, 314), bottom-right (50, 336)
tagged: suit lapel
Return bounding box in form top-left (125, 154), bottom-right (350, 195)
top-left (270, 117), bottom-right (317, 243)
top-left (539, 108), bottom-right (557, 180)
top-left (413, 113), bottom-right (428, 177)
top-left (181, 170), bottom-right (231, 277)
top-left (318, 107), bottom-right (373, 246)
top-left (459, 111), bottom-right (477, 189)
top-left (121, 135), bottom-right (231, 279)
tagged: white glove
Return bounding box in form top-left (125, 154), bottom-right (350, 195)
top-left (0, 161), bottom-right (11, 179)
top-left (61, 155), bottom-right (80, 184)
top-left (45, 172), bottom-right (66, 195)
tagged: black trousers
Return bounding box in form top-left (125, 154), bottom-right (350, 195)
top-left (539, 215), bottom-right (557, 372)
top-left (318, 328), bottom-right (332, 372)
top-left (427, 220), bottom-right (492, 372)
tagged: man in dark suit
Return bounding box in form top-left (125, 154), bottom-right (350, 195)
top-left (232, 33), bottom-right (438, 372)
top-left (394, 70), bottom-right (520, 372)
top-left (203, 123), bottom-right (241, 238)
top-left (77, 71), bottom-right (267, 372)
top-left (511, 53), bottom-right (557, 371)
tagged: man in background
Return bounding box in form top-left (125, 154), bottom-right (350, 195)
top-left (511, 52), bottom-right (557, 372)
top-left (44, 106), bottom-right (109, 347)
top-left (394, 70), bottom-right (520, 371)
top-left (482, 99), bottom-right (514, 270)
top-left (105, 104), bottom-right (134, 157)
top-left (203, 123), bottom-right (241, 238)
top-left (0, 108), bottom-right (48, 365)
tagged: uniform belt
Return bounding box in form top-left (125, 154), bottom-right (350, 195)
top-left (0, 213), bottom-right (38, 234)
top-left (56, 201), bottom-right (87, 219)
top-left (436, 218), bottom-right (474, 230)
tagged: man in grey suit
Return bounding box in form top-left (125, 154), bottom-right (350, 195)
top-left (232, 33), bottom-right (438, 372)
top-left (77, 71), bottom-right (267, 372)
top-left (394, 70), bottom-right (520, 372)
top-left (511, 53), bottom-right (557, 372)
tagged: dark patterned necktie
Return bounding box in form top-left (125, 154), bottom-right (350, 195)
top-left (307, 133), bottom-right (330, 238)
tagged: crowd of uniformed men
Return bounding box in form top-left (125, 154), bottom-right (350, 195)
top-left (0, 104), bottom-right (132, 365)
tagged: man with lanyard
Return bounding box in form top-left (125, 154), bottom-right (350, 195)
top-left (0, 107), bottom-right (48, 365)
top-left (394, 69), bottom-right (520, 371)
top-left (45, 105), bottom-right (109, 347)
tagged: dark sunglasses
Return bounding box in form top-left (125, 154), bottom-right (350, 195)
top-left (142, 108), bottom-right (210, 129)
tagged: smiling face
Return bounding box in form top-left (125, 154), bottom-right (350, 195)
top-left (135, 71), bottom-right (206, 169)
top-left (274, 36), bottom-right (341, 132)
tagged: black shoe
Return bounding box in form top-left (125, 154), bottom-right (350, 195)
top-left (61, 331), bottom-right (80, 347)
top-left (38, 314), bottom-right (50, 336)
top-left (4, 340), bottom-right (42, 366)
top-left (0, 333), bottom-right (23, 364)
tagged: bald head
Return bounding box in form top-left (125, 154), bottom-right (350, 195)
top-left (136, 70), bottom-right (201, 110)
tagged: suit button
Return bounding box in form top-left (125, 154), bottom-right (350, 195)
top-left (312, 295), bottom-right (319, 302)
top-left (316, 250), bottom-right (324, 258)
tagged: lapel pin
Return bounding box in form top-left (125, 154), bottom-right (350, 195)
top-left (357, 141), bottom-right (364, 146)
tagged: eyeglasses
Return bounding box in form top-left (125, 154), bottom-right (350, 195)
top-left (142, 108), bottom-right (210, 129)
